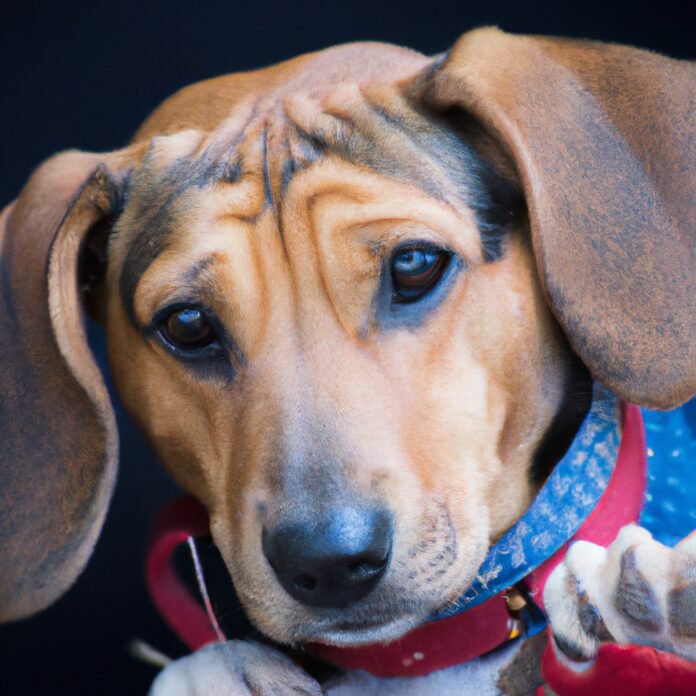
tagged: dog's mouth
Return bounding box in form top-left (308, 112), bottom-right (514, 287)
top-left (177, 531), bottom-right (446, 648)
top-left (240, 537), bottom-right (490, 649)
top-left (286, 570), bottom-right (481, 648)
top-left (207, 494), bottom-right (492, 649)
top-left (297, 612), bottom-right (425, 647)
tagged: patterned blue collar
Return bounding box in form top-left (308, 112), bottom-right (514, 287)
top-left (430, 385), bottom-right (622, 620)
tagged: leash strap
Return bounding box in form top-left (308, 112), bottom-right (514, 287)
top-left (542, 633), bottom-right (696, 696)
top-left (146, 496), bottom-right (219, 649)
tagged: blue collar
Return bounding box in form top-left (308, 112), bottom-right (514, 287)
top-left (430, 385), bottom-right (621, 620)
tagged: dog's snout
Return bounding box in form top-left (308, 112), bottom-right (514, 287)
top-left (262, 506), bottom-right (392, 609)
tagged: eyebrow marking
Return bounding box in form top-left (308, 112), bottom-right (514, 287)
top-left (262, 126), bottom-right (275, 214)
top-left (263, 121), bottom-right (301, 262)
top-left (119, 105), bottom-right (268, 327)
top-left (183, 254), bottom-right (218, 284)
top-left (279, 132), bottom-right (297, 197)
top-left (119, 217), bottom-right (173, 327)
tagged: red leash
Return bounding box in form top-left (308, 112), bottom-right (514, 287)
top-left (146, 496), bottom-right (220, 649)
top-left (542, 638), bottom-right (696, 695)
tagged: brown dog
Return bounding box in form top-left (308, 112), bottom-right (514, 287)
top-left (1, 28), bottom-right (694, 694)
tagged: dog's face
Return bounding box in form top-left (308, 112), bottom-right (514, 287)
top-left (105, 90), bottom-right (571, 643)
top-left (1, 29), bottom-right (693, 635)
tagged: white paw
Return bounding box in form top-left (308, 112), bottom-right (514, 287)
top-left (544, 524), bottom-right (696, 662)
top-left (149, 640), bottom-right (322, 696)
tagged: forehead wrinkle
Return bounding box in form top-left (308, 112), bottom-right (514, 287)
top-left (197, 96), bottom-right (263, 182)
top-left (306, 197), bottom-right (347, 338)
top-left (118, 125), bottom-right (235, 322)
top-left (118, 112), bottom-right (265, 327)
top-left (282, 158), bottom-right (482, 261)
top-left (276, 176), bottom-right (378, 344)
top-left (285, 87), bottom-right (522, 262)
top-left (258, 109), bottom-right (326, 262)
top-left (284, 88), bottom-right (454, 199)
top-left (325, 106), bottom-right (466, 208)
top-left (244, 225), bottom-right (272, 351)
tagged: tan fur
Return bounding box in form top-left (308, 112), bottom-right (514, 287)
top-left (107, 145), bottom-right (566, 642)
top-left (422, 28), bottom-right (696, 408)
top-left (0, 28), bottom-right (693, 672)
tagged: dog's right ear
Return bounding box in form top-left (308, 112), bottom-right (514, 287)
top-left (0, 147), bottom-right (139, 621)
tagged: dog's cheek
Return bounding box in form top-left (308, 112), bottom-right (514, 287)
top-left (209, 498), bottom-right (320, 645)
top-left (464, 238), bottom-right (569, 537)
top-left (391, 373), bottom-right (498, 596)
top-left (359, 295), bottom-right (504, 596)
top-left (105, 311), bottom-right (224, 502)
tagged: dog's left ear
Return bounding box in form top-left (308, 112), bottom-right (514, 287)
top-left (410, 28), bottom-right (695, 409)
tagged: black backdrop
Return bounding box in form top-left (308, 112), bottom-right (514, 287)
top-left (1, 1), bottom-right (694, 693)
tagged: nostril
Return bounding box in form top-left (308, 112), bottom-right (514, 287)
top-left (348, 561), bottom-right (372, 575)
top-left (347, 555), bottom-right (388, 577)
top-left (292, 573), bottom-right (318, 591)
top-left (344, 556), bottom-right (389, 587)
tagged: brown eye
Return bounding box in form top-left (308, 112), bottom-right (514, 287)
top-left (391, 246), bottom-right (450, 302)
top-left (161, 308), bottom-right (216, 350)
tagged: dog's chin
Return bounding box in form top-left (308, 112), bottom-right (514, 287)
top-left (298, 613), bottom-right (425, 647)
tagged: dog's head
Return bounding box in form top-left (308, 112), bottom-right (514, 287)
top-left (1, 30), bottom-right (693, 647)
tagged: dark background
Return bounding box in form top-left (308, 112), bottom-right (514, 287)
top-left (1, 1), bottom-right (694, 694)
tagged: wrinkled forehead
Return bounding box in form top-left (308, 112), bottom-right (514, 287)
top-left (126, 80), bottom-right (486, 204)
top-left (111, 84), bottom-right (507, 324)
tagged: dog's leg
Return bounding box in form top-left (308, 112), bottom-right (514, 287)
top-left (149, 641), bottom-right (321, 695)
top-left (544, 524), bottom-right (696, 662)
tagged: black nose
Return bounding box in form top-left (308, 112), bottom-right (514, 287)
top-left (262, 506), bottom-right (392, 608)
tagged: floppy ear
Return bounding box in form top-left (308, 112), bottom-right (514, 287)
top-left (412, 28), bottom-right (695, 409)
top-left (0, 148), bottom-right (137, 621)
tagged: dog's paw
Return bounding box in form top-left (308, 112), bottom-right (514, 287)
top-left (544, 524), bottom-right (696, 663)
top-left (149, 640), bottom-right (322, 696)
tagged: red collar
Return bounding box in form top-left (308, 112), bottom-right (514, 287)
top-left (146, 404), bottom-right (646, 678)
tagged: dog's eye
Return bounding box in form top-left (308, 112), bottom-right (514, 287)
top-left (160, 308), bottom-right (218, 351)
top-left (391, 246), bottom-right (450, 302)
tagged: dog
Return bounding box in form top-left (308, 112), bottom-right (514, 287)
top-left (0, 27), bottom-right (694, 694)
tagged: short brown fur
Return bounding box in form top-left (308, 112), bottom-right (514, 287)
top-left (0, 29), bottom-right (693, 660)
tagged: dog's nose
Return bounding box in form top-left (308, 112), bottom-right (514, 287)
top-left (262, 506), bottom-right (392, 608)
